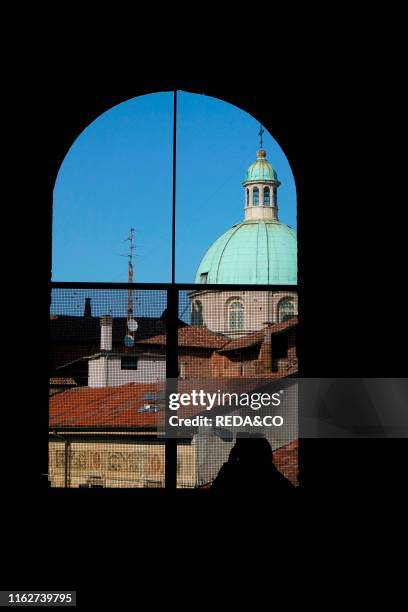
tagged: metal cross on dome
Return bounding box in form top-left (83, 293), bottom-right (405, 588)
top-left (258, 124), bottom-right (265, 149)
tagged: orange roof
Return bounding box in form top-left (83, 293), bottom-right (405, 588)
top-left (49, 377), bottom-right (295, 429)
top-left (136, 325), bottom-right (227, 349)
top-left (49, 383), bottom-right (162, 428)
top-left (273, 440), bottom-right (298, 486)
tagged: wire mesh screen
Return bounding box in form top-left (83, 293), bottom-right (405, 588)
top-left (49, 286), bottom-right (298, 489)
top-left (176, 289), bottom-right (298, 488)
top-left (49, 288), bottom-right (167, 488)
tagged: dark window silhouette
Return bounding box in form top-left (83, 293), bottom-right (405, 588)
top-left (121, 356), bottom-right (138, 370)
top-left (191, 300), bottom-right (203, 326)
top-left (278, 298), bottom-right (295, 322)
top-left (264, 186), bottom-right (270, 205)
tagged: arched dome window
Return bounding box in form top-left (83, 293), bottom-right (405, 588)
top-left (278, 298), bottom-right (295, 323)
top-left (229, 301), bottom-right (244, 331)
top-left (253, 187), bottom-right (259, 206)
top-left (191, 300), bottom-right (203, 326)
top-left (273, 187), bottom-right (278, 205)
top-left (263, 186), bottom-right (270, 205)
top-left (246, 188), bottom-right (249, 207)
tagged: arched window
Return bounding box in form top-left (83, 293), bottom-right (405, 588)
top-left (253, 187), bottom-right (259, 206)
top-left (273, 187), bottom-right (278, 205)
top-left (278, 298), bottom-right (295, 323)
top-left (229, 301), bottom-right (244, 331)
top-left (263, 186), bottom-right (270, 205)
top-left (50, 89), bottom-right (298, 491)
top-left (191, 300), bottom-right (203, 326)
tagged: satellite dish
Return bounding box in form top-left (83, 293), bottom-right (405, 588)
top-left (124, 334), bottom-right (135, 348)
top-left (127, 318), bottom-right (138, 332)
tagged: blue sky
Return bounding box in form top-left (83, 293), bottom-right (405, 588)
top-left (52, 91), bottom-right (297, 283)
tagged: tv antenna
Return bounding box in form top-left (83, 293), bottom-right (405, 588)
top-left (124, 228), bottom-right (138, 343)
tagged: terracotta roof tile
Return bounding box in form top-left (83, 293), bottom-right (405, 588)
top-left (49, 378), bottom-right (296, 429)
top-left (49, 382), bottom-right (162, 428)
top-left (137, 325), bottom-right (227, 349)
top-left (273, 440), bottom-right (298, 486)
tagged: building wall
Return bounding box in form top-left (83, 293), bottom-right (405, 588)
top-left (189, 290), bottom-right (298, 337)
top-left (50, 342), bottom-right (165, 370)
top-left (48, 430), bottom-right (298, 489)
top-left (209, 350), bottom-right (262, 377)
top-left (179, 349), bottom-right (214, 378)
top-left (49, 439), bottom-right (197, 488)
top-left (88, 355), bottom-right (166, 387)
top-left (179, 347), bottom-right (266, 378)
top-left (196, 432), bottom-right (234, 486)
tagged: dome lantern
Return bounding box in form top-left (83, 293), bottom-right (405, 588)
top-left (243, 145), bottom-right (280, 222)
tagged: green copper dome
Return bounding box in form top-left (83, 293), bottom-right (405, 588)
top-left (244, 149), bottom-right (278, 183)
top-left (195, 220), bottom-right (297, 285)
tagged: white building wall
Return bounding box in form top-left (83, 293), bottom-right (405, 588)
top-left (88, 355), bottom-right (166, 388)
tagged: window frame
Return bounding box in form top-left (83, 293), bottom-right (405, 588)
top-left (229, 300), bottom-right (244, 331)
top-left (49, 90), bottom-right (299, 493)
top-left (277, 298), bottom-right (295, 323)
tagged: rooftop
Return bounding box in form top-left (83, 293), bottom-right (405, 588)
top-left (219, 317), bottom-right (298, 352)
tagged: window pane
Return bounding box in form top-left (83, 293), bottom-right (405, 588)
top-left (264, 187), bottom-right (270, 205)
top-left (253, 187), bottom-right (259, 205)
top-left (52, 93), bottom-right (173, 282)
top-left (175, 289), bottom-right (299, 489)
top-left (49, 287), bottom-right (167, 488)
top-left (229, 301), bottom-right (244, 330)
top-left (191, 300), bottom-right (203, 326)
top-left (175, 91), bottom-right (297, 284)
top-left (278, 298), bottom-right (295, 322)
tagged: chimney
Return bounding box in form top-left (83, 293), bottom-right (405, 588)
top-left (258, 326), bottom-right (273, 374)
top-left (84, 297), bottom-right (92, 318)
top-left (100, 315), bottom-right (112, 352)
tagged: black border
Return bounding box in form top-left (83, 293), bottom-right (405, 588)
top-left (5, 64), bottom-right (406, 593)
